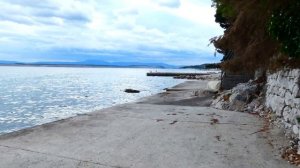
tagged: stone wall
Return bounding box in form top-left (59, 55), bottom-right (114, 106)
top-left (265, 69), bottom-right (300, 135)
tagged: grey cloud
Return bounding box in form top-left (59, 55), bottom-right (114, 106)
top-left (5, 0), bottom-right (57, 10)
top-left (0, 14), bottom-right (34, 25)
top-left (0, 1), bottom-right (33, 25)
top-left (0, 0), bottom-right (221, 65)
top-left (34, 10), bottom-right (90, 23)
top-left (1, 0), bottom-right (90, 25)
top-left (154, 0), bottom-right (181, 8)
top-left (58, 12), bottom-right (90, 23)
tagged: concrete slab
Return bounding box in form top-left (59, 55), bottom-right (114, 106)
top-left (0, 146), bottom-right (109, 168)
top-left (138, 80), bottom-right (215, 106)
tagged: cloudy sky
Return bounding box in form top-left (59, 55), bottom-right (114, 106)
top-left (0, 0), bottom-right (223, 65)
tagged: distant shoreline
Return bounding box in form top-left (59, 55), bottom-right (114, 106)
top-left (0, 64), bottom-right (172, 69)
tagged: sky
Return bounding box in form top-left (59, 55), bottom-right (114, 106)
top-left (0, 0), bottom-right (223, 65)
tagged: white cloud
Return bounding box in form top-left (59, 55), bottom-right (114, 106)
top-left (0, 0), bottom-right (223, 64)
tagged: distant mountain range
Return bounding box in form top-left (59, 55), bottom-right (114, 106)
top-left (0, 60), bottom-right (178, 69)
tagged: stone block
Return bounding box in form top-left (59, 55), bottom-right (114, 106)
top-left (287, 81), bottom-right (296, 92)
top-left (285, 122), bottom-right (292, 129)
top-left (272, 86), bottom-right (280, 95)
top-left (293, 84), bottom-right (300, 98)
top-left (293, 125), bottom-right (299, 135)
top-left (283, 106), bottom-right (292, 122)
top-left (295, 103), bottom-right (300, 111)
top-left (279, 87), bottom-right (286, 97)
top-left (285, 91), bottom-right (294, 106)
top-left (270, 96), bottom-right (285, 116)
top-left (265, 97), bottom-right (271, 108)
top-left (292, 108), bottom-right (300, 117)
top-left (278, 70), bottom-right (285, 78)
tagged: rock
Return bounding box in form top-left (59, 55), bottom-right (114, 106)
top-left (230, 93), bottom-right (247, 102)
top-left (247, 97), bottom-right (263, 112)
top-left (207, 81), bottom-right (221, 92)
top-left (293, 125), bottom-right (299, 135)
top-left (124, 89), bottom-right (140, 93)
top-left (293, 84), bottom-right (300, 98)
top-left (296, 88), bottom-right (300, 98)
top-left (232, 82), bottom-right (257, 99)
top-left (211, 90), bottom-right (231, 110)
top-left (211, 80), bottom-right (258, 112)
top-left (229, 82), bottom-right (258, 111)
top-left (229, 99), bottom-right (246, 111)
top-left (283, 106), bottom-right (292, 122)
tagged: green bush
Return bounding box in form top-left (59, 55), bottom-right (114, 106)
top-left (268, 1), bottom-right (300, 58)
top-left (211, 0), bottom-right (235, 29)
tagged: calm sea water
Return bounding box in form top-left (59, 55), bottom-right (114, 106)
top-left (0, 66), bottom-right (209, 134)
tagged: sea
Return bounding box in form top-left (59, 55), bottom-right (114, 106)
top-left (0, 66), bottom-right (212, 134)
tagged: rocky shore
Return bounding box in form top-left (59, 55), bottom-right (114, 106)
top-left (173, 73), bottom-right (221, 80)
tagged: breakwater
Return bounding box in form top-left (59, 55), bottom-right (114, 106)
top-left (146, 72), bottom-right (207, 77)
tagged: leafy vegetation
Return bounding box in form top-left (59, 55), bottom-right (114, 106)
top-left (211, 0), bottom-right (235, 29)
top-left (268, 1), bottom-right (300, 58)
top-left (211, 0), bottom-right (300, 73)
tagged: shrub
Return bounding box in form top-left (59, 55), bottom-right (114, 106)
top-left (268, 1), bottom-right (300, 58)
top-left (211, 0), bottom-right (300, 73)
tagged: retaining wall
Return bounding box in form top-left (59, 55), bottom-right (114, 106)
top-left (265, 69), bottom-right (300, 135)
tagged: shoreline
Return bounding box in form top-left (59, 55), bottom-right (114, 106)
top-left (0, 73), bottom-right (294, 168)
top-left (0, 72), bottom-right (220, 136)
top-left (0, 78), bottom-right (209, 138)
top-left (0, 67), bottom-right (192, 135)
top-left (0, 64), bottom-right (174, 69)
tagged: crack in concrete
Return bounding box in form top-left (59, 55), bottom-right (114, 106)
top-left (118, 115), bottom-right (263, 127)
top-left (0, 144), bottom-right (130, 168)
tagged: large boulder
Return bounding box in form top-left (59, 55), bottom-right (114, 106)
top-left (211, 80), bottom-right (260, 112)
top-left (207, 80), bottom-right (221, 92)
